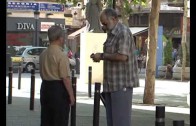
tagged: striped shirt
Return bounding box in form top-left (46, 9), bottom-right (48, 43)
top-left (103, 22), bottom-right (139, 92)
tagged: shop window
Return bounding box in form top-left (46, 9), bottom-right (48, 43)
top-left (7, 32), bottom-right (34, 46)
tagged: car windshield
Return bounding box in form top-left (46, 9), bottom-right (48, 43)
top-left (16, 47), bottom-right (26, 56)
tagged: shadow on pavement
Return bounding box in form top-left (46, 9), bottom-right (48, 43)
top-left (6, 96), bottom-right (190, 126)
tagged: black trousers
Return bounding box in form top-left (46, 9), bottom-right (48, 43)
top-left (40, 80), bottom-right (70, 126)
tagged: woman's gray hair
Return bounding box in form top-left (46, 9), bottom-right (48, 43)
top-left (102, 8), bottom-right (118, 19)
top-left (48, 25), bottom-right (65, 42)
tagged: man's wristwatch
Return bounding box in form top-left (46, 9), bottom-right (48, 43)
top-left (101, 53), bottom-right (104, 60)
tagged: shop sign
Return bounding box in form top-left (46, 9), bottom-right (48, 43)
top-left (39, 3), bottom-right (64, 12)
top-left (41, 22), bottom-right (66, 31)
top-left (17, 23), bottom-right (34, 30)
top-left (16, 22), bottom-right (66, 31)
top-left (7, 1), bottom-right (39, 11)
top-left (41, 22), bottom-right (55, 31)
top-left (7, 1), bottom-right (64, 12)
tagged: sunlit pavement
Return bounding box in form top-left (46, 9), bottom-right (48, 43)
top-left (6, 73), bottom-right (190, 126)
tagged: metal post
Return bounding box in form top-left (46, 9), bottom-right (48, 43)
top-left (30, 69), bottom-right (35, 110)
top-left (71, 77), bottom-right (77, 126)
top-left (35, 18), bottom-right (38, 46)
top-left (6, 53), bottom-right (11, 76)
top-left (34, 11), bottom-right (40, 46)
top-left (155, 106), bottom-right (165, 126)
top-left (173, 120), bottom-right (184, 126)
top-left (88, 66), bottom-right (92, 98)
top-left (93, 82), bottom-right (101, 126)
top-left (8, 67), bottom-right (13, 104)
top-left (18, 63), bottom-right (22, 89)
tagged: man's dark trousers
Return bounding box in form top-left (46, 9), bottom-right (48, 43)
top-left (40, 80), bottom-right (70, 126)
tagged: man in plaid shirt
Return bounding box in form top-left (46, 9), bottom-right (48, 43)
top-left (91, 8), bottom-right (139, 126)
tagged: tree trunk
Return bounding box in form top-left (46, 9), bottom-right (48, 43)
top-left (143, 0), bottom-right (160, 104)
top-left (181, 0), bottom-right (187, 81)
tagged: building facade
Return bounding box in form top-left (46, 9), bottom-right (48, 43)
top-left (128, 1), bottom-right (190, 52)
top-left (7, 17), bottom-right (66, 47)
top-left (7, 1), bottom-right (67, 47)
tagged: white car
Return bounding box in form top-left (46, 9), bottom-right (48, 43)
top-left (12, 46), bottom-right (76, 73)
top-left (13, 47), bottom-right (46, 73)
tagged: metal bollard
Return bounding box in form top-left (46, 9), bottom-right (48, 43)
top-left (88, 66), bottom-right (92, 98)
top-left (8, 67), bottom-right (13, 104)
top-left (93, 82), bottom-right (101, 126)
top-left (173, 120), bottom-right (184, 126)
top-left (30, 69), bottom-right (35, 110)
top-left (155, 106), bottom-right (165, 126)
top-left (18, 63), bottom-right (22, 89)
top-left (71, 76), bottom-right (77, 126)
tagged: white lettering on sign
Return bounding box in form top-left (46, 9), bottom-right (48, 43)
top-left (41, 22), bottom-right (55, 31)
top-left (17, 23), bottom-right (35, 30)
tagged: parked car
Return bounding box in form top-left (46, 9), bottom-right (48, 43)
top-left (12, 46), bottom-right (76, 73)
top-left (12, 46), bottom-right (46, 73)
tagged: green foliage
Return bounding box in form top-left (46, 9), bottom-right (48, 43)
top-left (103, 0), bottom-right (146, 9)
top-left (163, 38), bottom-right (173, 65)
top-left (132, 0), bottom-right (147, 4)
top-left (103, 0), bottom-right (147, 20)
top-left (124, 0), bottom-right (133, 15)
top-left (105, 0), bottom-right (113, 8)
top-left (54, 0), bottom-right (80, 6)
top-left (55, 0), bottom-right (66, 4)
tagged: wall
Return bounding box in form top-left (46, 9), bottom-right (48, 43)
top-left (80, 33), bottom-right (107, 85)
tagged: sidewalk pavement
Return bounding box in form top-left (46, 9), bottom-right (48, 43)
top-left (6, 73), bottom-right (190, 126)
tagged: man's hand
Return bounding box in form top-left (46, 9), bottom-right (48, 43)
top-left (62, 77), bottom-right (75, 106)
top-left (69, 95), bottom-right (75, 106)
top-left (90, 53), bottom-right (102, 62)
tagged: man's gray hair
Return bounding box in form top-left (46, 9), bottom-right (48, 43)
top-left (48, 25), bottom-right (65, 42)
top-left (102, 8), bottom-right (118, 19)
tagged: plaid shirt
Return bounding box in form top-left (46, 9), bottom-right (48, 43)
top-left (103, 22), bottom-right (139, 92)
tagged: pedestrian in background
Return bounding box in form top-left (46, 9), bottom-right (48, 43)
top-left (39, 25), bottom-right (75, 126)
top-left (90, 8), bottom-right (139, 126)
top-left (172, 48), bottom-right (178, 65)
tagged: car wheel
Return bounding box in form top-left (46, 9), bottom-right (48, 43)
top-left (25, 63), bottom-right (35, 73)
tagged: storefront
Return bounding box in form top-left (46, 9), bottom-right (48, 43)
top-left (7, 17), bottom-right (66, 47)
